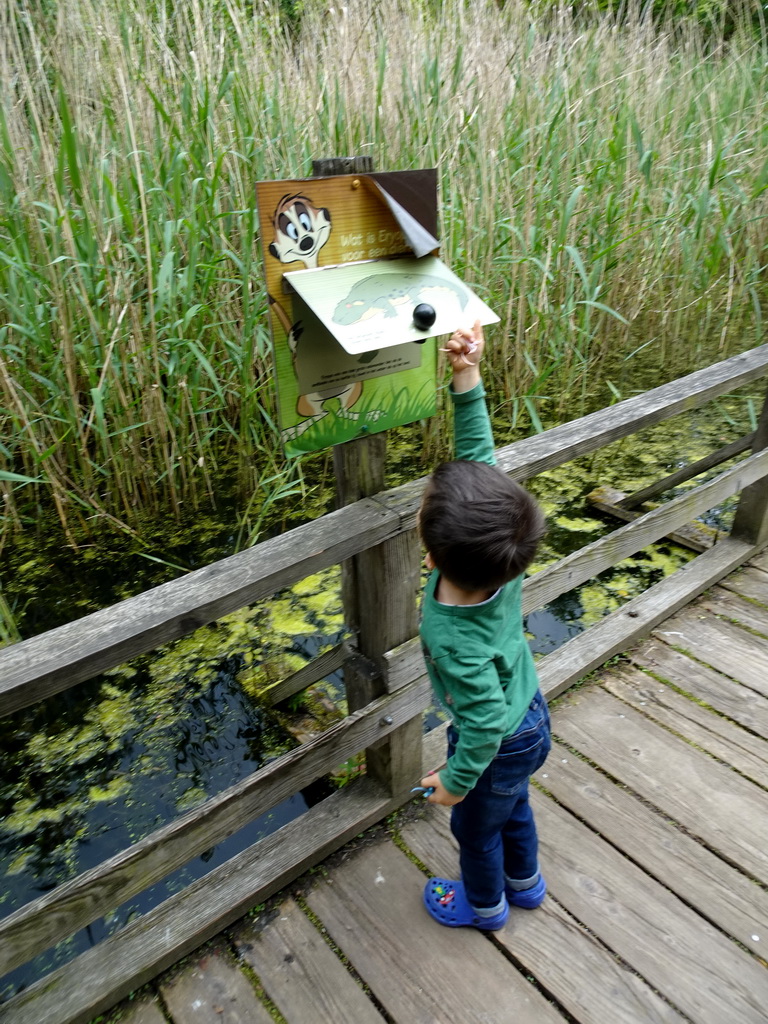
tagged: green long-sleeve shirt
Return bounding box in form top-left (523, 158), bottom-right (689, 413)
top-left (419, 383), bottom-right (540, 796)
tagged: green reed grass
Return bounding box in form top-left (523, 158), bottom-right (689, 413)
top-left (0, 0), bottom-right (766, 543)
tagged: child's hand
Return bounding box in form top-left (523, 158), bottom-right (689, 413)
top-left (441, 320), bottom-right (484, 374)
top-left (441, 321), bottom-right (484, 394)
top-left (420, 771), bottom-right (465, 807)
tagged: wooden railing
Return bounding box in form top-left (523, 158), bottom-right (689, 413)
top-left (2, 344), bottom-right (768, 1024)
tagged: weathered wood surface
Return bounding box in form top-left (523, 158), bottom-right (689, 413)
top-left (0, 781), bottom-right (397, 1024)
top-left (720, 562), bottom-right (768, 602)
top-left (732, 382), bottom-right (768, 546)
top-left (0, 498), bottom-right (399, 709)
top-left (400, 810), bottom-right (687, 1024)
top-left (307, 841), bottom-right (567, 1024)
top-left (551, 688), bottom-right (768, 883)
top-left (603, 664), bottom-right (768, 787)
top-left (31, 555), bottom-right (768, 1024)
top-left (654, 603), bottom-right (768, 697)
top-left (531, 792), bottom-right (767, 1024)
top-left (588, 483), bottom-right (723, 552)
top-left (160, 943), bottom-right (273, 1024)
top-left (0, 677), bottom-right (430, 977)
top-left (536, 536), bottom-right (757, 698)
top-left (620, 432), bottom-right (755, 509)
top-left (629, 638), bottom-right (768, 738)
top-left (333, 427), bottom-right (423, 799)
top-left (118, 997), bottom-right (168, 1024)
top-left (525, 448), bottom-right (768, 612)
top-left (234, 898), bottom-right (387, 1024)
top-left (263, 641), bottom-right (351, 706)
top-left (698, 584), bottom-right (768, 635)
top-left (538, 737), bottom-right (768, 956)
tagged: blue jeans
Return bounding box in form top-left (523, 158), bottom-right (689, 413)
top-left (449, 691), bottom-right (551, 908)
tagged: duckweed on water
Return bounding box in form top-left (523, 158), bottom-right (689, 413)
top-left (0, 563), bottom-right (349, 997)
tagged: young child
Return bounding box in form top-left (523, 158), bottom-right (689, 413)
top-left (417, 320), bottom-right (550, 931)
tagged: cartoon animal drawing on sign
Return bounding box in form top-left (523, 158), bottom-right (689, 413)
top-left (267, 193), bottom-right (383, 443)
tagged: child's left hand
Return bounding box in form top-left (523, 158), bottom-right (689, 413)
top-left (420, 772), bottom-right (465, 806)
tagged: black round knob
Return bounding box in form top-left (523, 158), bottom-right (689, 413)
top-left (412, 303), bottom-right (436, 331)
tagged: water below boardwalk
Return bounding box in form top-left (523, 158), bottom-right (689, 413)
top-left (0, 395), bottom-right (754, 997)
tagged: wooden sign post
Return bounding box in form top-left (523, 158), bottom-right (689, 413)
top-left (312, 157), bottom-right (423, 799)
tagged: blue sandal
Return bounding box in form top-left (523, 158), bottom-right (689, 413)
top-left (506, 874), bottom-right (547, 909)
top-left (423, 878), bottom-right (509, 930)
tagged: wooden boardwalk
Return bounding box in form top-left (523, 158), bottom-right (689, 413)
top-left (109, 554), bottom-right (768, 1023)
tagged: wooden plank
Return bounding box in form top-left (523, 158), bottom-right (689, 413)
top-left (345, 531), bottom-right (424, 798)
top-left (537, 737), bottom-right (768, 956)
top-left (525, 448), bottom-right (768, 613)
top-left (333, 411), bottom-right (423, 801)
top-left (263, 642), bottom-right (351, 706)
top-left (495, 344), bottom-right (768, 479)
top-left (0, 780), bottom-right (398, 1024)
top-left (587, 484), bottom-right (720, 552)
top-left (654, 604), bottom-right (768, 697)
top-left (629, 638), bottom-right (768, 739)
top-left (116, 996), bottom-right (168, 1024)
top-left (603, 665), bottom-right (768, 786)
top-left (698, 585), bottom-right (768, 635)
top-left (0, 676), bottom-right (430, 977)
top-left (400, 808), bottom-right (687, 1024)
top-left (531, 791), bottom-right (768, 1024)
top-left (160, 944), bottom-right (273, 1024)
top-left (749, 548), bottom-right (768, 572)
top-left (307, 841), bottom-right (567, 1024)
top-left (313, 156), bottom-right (374, 175)
top-left (383, 636), bottom-right (428, 693)
top-left (551, 689), bottom-right (768, 883)
top-left (535, 537), bottom-right (757, 699)
top-left (234, 898), bottom-right (386, 1024)
top-left (0, 497), bottom-right (399, 710)
top-left (620, 432), bottom-right (756, 509)
top-left (720, 564), bottom-right (768, 603)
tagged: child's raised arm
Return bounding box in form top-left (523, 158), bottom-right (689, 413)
top-left (442, 320), bottom-right (494, 465)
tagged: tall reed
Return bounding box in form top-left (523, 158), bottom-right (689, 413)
top-left (0, 0), bottom-right (766, 541)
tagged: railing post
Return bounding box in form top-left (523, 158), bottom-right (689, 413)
top-left (313, 154), bottom-right (424, 798)
top-left (731, 385), bottom-right (768, 547)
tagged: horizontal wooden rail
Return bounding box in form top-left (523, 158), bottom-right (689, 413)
top-left (263, 641), bottom-right (352, 706)
top-left (494, 344), bottom-right (768, 479)
top-left (619, 433), bottom-right (756, 510)
top-left (522, 447), bottom-right (768, 613)
top-left (0, 778), bottom-right (400, 1024)
top-left (2, 345), bottom-right (766, 709)
top-left (377, 343), bottom-right (768, 529)
top-left (0, 669), bottom-right (430, 977)
top-left (0, 499), bottom-right (398, 713)
top-left (537, 536), bottom-right (758, 699)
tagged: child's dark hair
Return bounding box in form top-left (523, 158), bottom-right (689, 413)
top-left (419, 460), bottom-right (546, 591)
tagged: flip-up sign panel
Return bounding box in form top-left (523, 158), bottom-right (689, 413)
top-left (255, 168), bottom-right (496, 456)
top-left (285, 256), bottom-right (500, 355)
